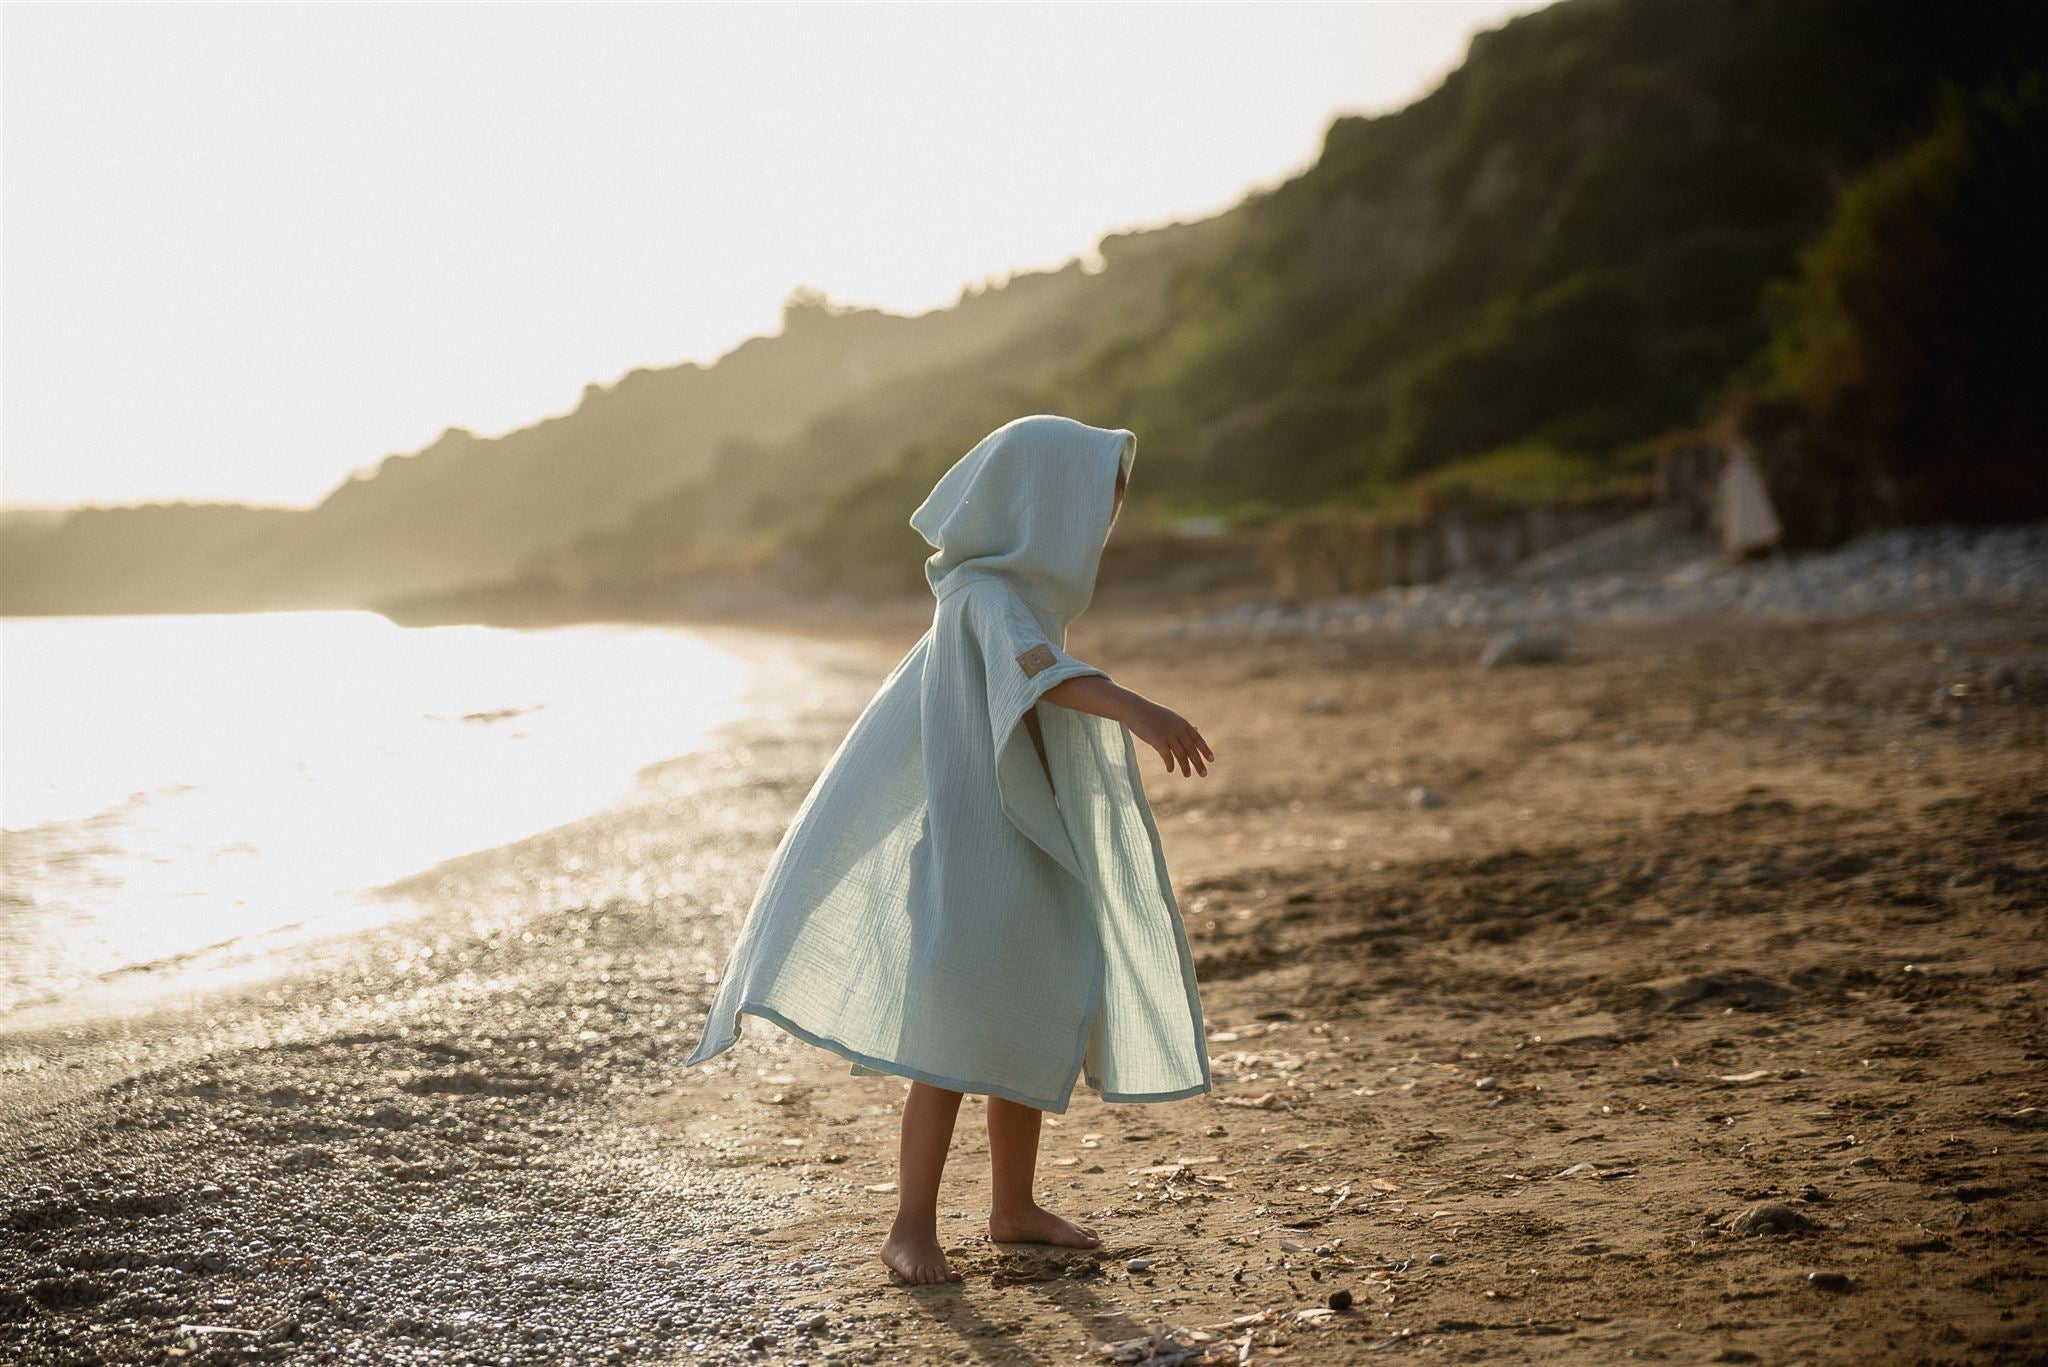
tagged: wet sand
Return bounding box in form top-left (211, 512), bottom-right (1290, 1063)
top-left (4, 603), bottom-right (2045, 1365)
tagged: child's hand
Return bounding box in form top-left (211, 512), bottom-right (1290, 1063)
top-left (1038, 675), bottom-right (1214, 776)
top-left (1129, 701), bottom-right (1214, 777)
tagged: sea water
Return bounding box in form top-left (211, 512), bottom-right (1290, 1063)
top-left (0, 610), bottom-right (753, 1017)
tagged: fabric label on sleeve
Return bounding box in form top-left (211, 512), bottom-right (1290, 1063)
top-left (1016, 643), bottom-right (1057, 678)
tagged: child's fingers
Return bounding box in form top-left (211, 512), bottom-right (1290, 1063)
top-left (1155, 731), bottom-right (1211, 776)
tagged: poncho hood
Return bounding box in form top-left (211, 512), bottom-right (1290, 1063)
top-left (910, 414), bottom-right (1136, 625)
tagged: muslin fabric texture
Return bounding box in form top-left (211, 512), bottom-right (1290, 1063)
top-left (683, 415), bottom-right (1211, 1113)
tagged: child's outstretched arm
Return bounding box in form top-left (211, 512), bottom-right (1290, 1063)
top-left (1040, 675), bottom-right (1215, 777)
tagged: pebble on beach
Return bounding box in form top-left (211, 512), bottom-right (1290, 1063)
top-left (1717, 1202), bottom-right (1822, 1238)
top-left (1161, 523), bottom-right (2048, 642)
top-left (1479, 628), bottom-right (1569, 668)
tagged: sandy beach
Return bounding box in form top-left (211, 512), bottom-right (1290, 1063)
top-left (4, 595), bottom-right (2045, 1365)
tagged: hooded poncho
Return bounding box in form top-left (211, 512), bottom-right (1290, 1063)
top-left (684, 414), bottom-right (1210, 1114)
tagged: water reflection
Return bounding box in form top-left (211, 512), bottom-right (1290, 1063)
top-left (0, 610), bottom-right (752, 1014)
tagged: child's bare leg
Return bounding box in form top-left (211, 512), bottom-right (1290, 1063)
top-left (878, 1081), bottom-right (965, 1283)
top-left (985, 1096), bottom-right (1101, 1247)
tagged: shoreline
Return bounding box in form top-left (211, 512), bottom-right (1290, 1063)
top-left (5, 602), bottom-right (2045, 1364)
top-left (0, 622), bottom-right (903, 1111)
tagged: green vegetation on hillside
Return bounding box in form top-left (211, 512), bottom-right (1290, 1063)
top-left (755, 0), bottom-right (2043, 592)
top-left (1742, 74), bottom-right (2048, 543)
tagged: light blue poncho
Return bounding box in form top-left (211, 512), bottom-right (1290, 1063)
top-left (684, 414), bottom-right (1210, 1114)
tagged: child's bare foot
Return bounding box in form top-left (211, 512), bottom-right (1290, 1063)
top-left (878, 1228), bottom-right (962, 1285)
top-left (987, 1203), bottom-right (1101, 1248)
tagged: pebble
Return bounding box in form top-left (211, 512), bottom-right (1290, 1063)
top-left (1409, 787), bottom-right (1448, 810)
top-left (1328, 1289), bottom-right (1354, 1311)
top-left (1474, 1077), bottom-right (1498, 1092)
top-left (1807, 1270), bottom-right (1853, 1292)
top-left (1426, 1253), bottom-right (1447, 1266)
top-left (1128, 1258), bottom-right (1153, 1273)
top-left (1479, 628), bottom-right (1568, 668)
top-left (1160, 523), bottom-right (2048, 641)
top-left (1717, 1201), bottom-right (1821, 1237)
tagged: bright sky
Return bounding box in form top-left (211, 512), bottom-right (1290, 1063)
top-left (1, 0), bottom-right (1547, 510)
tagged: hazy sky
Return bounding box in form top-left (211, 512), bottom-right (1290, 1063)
top-left (2, 1), bottom-right (1547, 510)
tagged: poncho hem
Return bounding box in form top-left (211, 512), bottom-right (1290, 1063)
top-left (726, 1001), bottom-right (1087, 1114)
top-left (711, 995), bottom-right (1215, 1111)
top-left (1092, 1080), bottom-right (1213, 1105)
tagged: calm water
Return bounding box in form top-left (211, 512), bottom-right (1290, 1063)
top-left (0, 611), bottom-right (755, 1018)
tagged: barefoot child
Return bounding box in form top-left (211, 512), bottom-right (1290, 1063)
top-left (685, 415), bottom-right (1215, 1284)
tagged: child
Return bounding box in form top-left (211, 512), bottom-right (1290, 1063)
top-left (686, 415), bottom-right (1215, 1285)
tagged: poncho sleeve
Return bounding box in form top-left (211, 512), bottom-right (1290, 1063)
top-left (962, 578), bottom-right (1112, 755)
top-left (958, 576), bottom-right (1111, 884)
